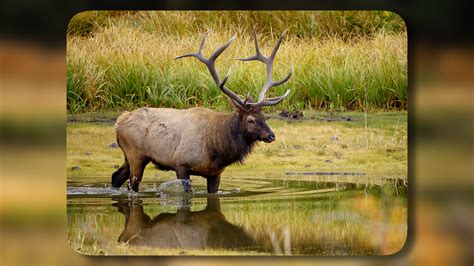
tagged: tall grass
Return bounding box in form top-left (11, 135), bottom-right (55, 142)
top-left (67, 11), bottom-right (407, 113)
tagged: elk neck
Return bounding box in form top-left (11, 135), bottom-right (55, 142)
top-left (210, 112), bottom-right (257, 166)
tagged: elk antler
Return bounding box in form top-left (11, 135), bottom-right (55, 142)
top-left (175, 31), bottom-right (247, 107)
top-left (176, 30), bottom-right (292, 109)
top-left (235, 29), bottom-right (292, 108)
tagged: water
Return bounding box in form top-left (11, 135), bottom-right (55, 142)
top-left (67, 172), bottom-right (407, 256)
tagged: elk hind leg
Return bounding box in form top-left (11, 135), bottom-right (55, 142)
top-left (112, 158), bottom-right (130, 188)
top-left (206, 175), bottom-right (221, 194)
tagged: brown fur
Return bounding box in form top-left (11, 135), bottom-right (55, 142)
top-left (112, 105), bottom-right (274, 192)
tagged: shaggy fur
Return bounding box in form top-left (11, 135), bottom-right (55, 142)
top-left (112, 106), bottom-right (274, 193)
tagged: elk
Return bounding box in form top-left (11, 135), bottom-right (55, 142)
top-left (112, 30), bottom-right (292, 193)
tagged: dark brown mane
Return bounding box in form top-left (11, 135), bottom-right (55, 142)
top-left (209, 113), bottom-right (257, 168)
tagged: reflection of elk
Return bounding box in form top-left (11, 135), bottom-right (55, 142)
top-left (112, 30), bottom-right (292, 193)
top-left (113, 197), bottom-right (255, 250)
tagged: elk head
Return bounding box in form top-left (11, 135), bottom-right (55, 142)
top-left (176, 29), bottom-right (292, 143)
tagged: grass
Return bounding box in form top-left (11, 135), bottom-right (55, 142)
top-left (67, 11), bottom-right (407, 113)
top-left (66, 110), bottom-right (407, 181)
top-left (72, 243), bottom-right (271, 256)
top-left (66, 110), bottom-right (407, 255)
top-left (68, 11), bottom-right (406, 40)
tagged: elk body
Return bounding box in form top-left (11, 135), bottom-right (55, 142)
top-left (112, 30), bottom-right (292, 193)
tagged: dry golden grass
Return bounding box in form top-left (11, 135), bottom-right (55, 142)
top-left (67, 111), bottom-right (407, 181)
top-left (67, 11), bottom-right (407, 112)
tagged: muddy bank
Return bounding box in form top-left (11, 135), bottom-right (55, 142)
top-left (67, 110), bottom-right (365, 124)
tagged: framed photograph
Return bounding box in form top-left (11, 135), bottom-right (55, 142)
top-left (66, 11), bottom-right (407, 256)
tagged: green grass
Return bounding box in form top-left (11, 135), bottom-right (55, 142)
top-left (67, 11), bottom-right (407, 113)
top-left (66, 110), bottom-right (407, 255)
top-left (66, 111), bottom-right (407, 180)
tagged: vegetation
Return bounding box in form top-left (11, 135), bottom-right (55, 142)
top-left (67, 11), bottom-right (407, 113)
top-left (67, 183), bottom-right (406, 256)
top-left (66, 109), bottom-right (407, 256)
top-left (67, 111), bottom-right (407, 180)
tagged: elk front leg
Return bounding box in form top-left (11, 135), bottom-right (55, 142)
top-left (129, 158), bottom-right (149, 192)
top-left (176, 166), bottom-right (191, 193)
top-left (206, 175), bottom-right (221, 194)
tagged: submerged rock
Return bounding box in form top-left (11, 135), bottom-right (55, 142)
top-left (157, 179), bottom-right (192, 195)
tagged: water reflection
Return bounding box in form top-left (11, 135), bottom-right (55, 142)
top-left (112, 196), bottom-right (255, 250)
top-left (67, 178), bottom-right (407, 255)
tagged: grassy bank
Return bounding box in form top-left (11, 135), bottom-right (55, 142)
top-left (67, 11), bottom-right (407, 113)
top-left (66, 111), bottom-right (407, 181)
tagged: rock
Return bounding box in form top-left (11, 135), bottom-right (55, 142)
top-left (157, 179), bottom-right (192, 195)
top-left (108, 143), bottom-right (119, 148)
top-left (289, 111), bottom-right (304, 120)
top-left (71, 166), bottom-right (81, 171)
top-left (279, 110), bottom-right (304, 120)
top-left (279, 109), bottom-right (289, 117)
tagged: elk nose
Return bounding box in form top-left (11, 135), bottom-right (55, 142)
top-left (267, 133), bottom-right (275, 142)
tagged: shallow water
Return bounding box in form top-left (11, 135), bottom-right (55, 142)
top-left (67, 173), bottom-right (407, 256)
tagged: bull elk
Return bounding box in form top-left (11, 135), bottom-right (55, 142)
top-left (112, 30), bottom-right (292, 193)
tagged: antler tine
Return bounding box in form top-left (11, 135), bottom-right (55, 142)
top-left (175, 31), bottom-right (209, 61)
top-left (237, 29), bottom-right (265, 62)
top-left (247, 89), bottom-right (291, 108)
top-left (198, 30), bottom-right (209, 53)
top-left (271, 63), bottom-right (293, 87)
top-left (219, 66), bottom-right (232, 87)
top-left (253, 30), bottom-right (291, 104)
top-left (210, 34), bottom-right (237, 61)
top-left (218, 67), bottom-right (249, 106)
top-left (269, 29), bottom-right (288, 60)
top-left (176, 32), bottom-right (246, 107)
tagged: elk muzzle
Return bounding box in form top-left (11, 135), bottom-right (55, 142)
top-left (262, 131), bottom-right (276, 143)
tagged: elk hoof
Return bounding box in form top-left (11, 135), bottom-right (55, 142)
top-left (132, 183), bottom-right (140, 192)
top-left (181, 180), bottom-right (192, 193)
top-left (128, 176), bottom-right (140, 192)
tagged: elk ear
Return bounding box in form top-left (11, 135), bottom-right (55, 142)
top-left (243, 96), bottom-right (261, 113)
top-left (229, 98), bottom-right (246, 113)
